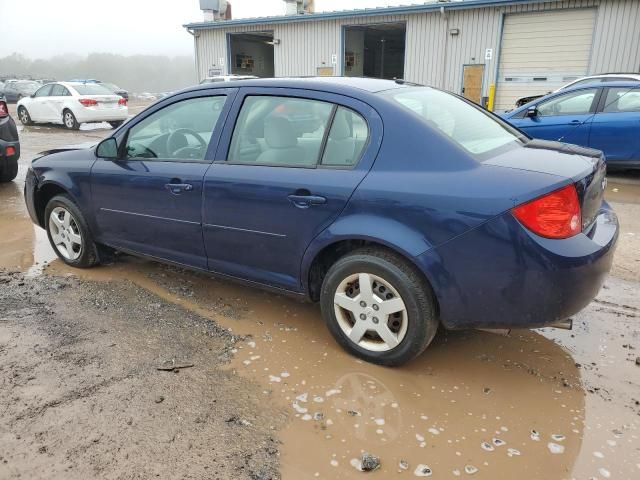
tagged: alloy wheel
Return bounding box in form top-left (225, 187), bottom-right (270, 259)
top-left (19, 108), bottom-right (29, 124)
top-left (333, 272), bottom-right (408, 352)
top-left (64, 112), bottom-right (75, 128)
top-left (49, 207), bottom-right (83, 260)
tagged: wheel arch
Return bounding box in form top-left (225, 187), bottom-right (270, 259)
top-left (34, 181), bottom-right (76, 227)
top-left (303, 233), bottom-right (439, 320)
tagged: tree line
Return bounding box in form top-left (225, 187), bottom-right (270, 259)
top-left (0, 53), bottom-right (197, 93)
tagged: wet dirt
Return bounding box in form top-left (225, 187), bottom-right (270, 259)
top-left (1, 115), bottom-right (639, 479)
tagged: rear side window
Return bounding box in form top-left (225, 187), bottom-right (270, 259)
top-left (537, 88), bottom-right (598, 116)
top-left (50, 84), bottom-right (69, 96)
top-left (228, 96), bottom-right (333, 167)
top-left (381, 87), bottom-right (525, 156)
top-left (125, 96), bottom-right (226, 161)
top-left (321, 107), bottom-right (369, 167)
top-left (602, 87), bottom-right (640, 113)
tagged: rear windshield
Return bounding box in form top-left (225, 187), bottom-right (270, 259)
top-left (380, 87), bottom-right (526, 156)
top-left (71, 84), bottom-right (114, 95)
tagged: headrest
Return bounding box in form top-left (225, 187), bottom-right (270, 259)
top-left (264, 115), bottom-right (298, 148)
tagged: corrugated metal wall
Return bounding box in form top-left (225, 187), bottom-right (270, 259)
top-left (193, 0), bottom-right (640, 97)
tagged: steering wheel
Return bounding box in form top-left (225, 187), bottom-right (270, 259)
top-left (166, 128), bottom-right (207, 158)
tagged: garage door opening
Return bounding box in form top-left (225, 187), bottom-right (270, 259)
top-left (344, 23), bottom-right (406, 79)
top-left (228, 31), bottom-right (275, 78)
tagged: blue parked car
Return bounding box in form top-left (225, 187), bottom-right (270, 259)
top-left (499, 81), bottom-right (640, 169)
top-left (24, 78), bottom-right (618, 365)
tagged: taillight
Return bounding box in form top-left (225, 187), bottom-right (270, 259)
top-left (0, 101), bottom-right (8, 117)
top-left (79, 98), bottom-right (98, 107)
top-left (118, 97), bottom-right (127, 106)
top-left (512, 184), bottom-right (581, 239)
top-left (5, 146), bottom-right (16, 157)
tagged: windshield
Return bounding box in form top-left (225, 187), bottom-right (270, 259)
top-left (71, 84), bottom-right (114, 95)
top-left (380, 87), bottom-right (527, 156)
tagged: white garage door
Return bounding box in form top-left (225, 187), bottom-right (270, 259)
top-left (495, 9), bottom-right (596, 111)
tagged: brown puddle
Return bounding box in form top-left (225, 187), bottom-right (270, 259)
top-left (42, 256), bottom-right (588, 479)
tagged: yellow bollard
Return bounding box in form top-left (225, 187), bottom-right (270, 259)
top-left (487, 84), bottom-right (496, 112)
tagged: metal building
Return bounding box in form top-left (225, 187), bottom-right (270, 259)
top-left (184, 0), bottom-right (640, 110)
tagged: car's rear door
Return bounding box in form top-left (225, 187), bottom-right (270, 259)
top-left (202, 88), bottom-right (382, 291)
top-left (588, 86), bottom-right (640, 164)
top-left (90, 89), bottom-right (236, 269)
top-left (514, 87), bottom-right (600, 146)
top-left (45, 84), bottom-right (70, 122)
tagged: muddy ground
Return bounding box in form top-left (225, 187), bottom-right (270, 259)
top-left (0, 107), bottom-right (638, 479)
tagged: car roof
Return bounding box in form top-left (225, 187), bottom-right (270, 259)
top-left (186, 77), bottom-right (414, 95)
top-left (584, 73), bottom-right (640, 79)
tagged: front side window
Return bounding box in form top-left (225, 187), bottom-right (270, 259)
top-left (228, 96), bottom-right (333, 167)
top-left (125, 96), bottom-right (226, 161)
top-left (34, 85), bottom-right (53, 97)
top-left (602, 87), bottom-right (640, 113)
top-left (321, 107), bottom-right (369, 166)
top-left (381, 87), bottom-right (526, 156)
top-left (537, 88), bottom-right (598, 116)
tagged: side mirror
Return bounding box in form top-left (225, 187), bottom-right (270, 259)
top-left (96, 137), bottom-right (119, 159)
top-left (526, 106), bottom-right (538, 118)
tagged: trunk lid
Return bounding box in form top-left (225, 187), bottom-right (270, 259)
top-left (484, 139), bottom-right (607, 231)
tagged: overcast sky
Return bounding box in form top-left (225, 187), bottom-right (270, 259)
top-left (0, 0), bottom-right (426, 59)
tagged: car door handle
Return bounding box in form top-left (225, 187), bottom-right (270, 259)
top-left (165, 183), bottom-right (193, 194)
top-left (287, 194), bottom-right (327, 208)
top-left (569, 120), bottom-right (583, 125)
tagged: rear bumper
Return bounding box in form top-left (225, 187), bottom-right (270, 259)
top-left (417, 203), bottom-right (619, 330)
top-left (0, 116), bottom-right (20, 163)
top-left (74, 106), bottom-right (128, 123)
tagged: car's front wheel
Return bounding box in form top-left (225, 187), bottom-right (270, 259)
top-left (18, 106), bottom-right (33, 126)
top-left (63, 109), bottom-right (80, 130)
top-left (45, 195), bottom-right (99, 268)
top-left (320, 247), bottom-right (438, 366)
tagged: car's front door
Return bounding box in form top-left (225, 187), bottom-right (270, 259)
top-left (29, 84), bottom-right (54, 121)
top-left (513, 87), bottom-right (600, 146)
top-left (203, 88), bottom-right (380, 290)
top-left (588, 86), bottom-right (640, 164)
top-left (90, 91), bottom-right (234, 268)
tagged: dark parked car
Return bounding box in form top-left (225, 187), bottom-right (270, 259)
top-left (24, 78), bottom-right (618, 365)
top-left (0, 93), bottom-right (20, 182)
top-left (500, 82), bottom-right (640, 169)
top-left (3, 80), bottom-right (40, 103)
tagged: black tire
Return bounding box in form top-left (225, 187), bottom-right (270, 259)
top-left (109, 121), bottom-right (124, 129)
top-left (17, 106), bottom-right (33, 126)
top-left (0, 158), bottom-right (19, 182)
top-left (62, 109), bottom-right (80, 130)
top-left (44, 194), bottom-right (100, 268)
top-left (320, 247), bottom-right (438, 366)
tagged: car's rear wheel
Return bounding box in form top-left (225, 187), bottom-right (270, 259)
top-left (0, 158), bottom-right (18, 182)
top-left (109, 121), bottom-right (124, 129)
top-left (44, 195), bottom-right (99, 268)
top-left (320, 247), bottom-right (438, 366)
top-left (63, 110), bottom-right (80, 130)
top-left (18, 106), bottom-right (33, 126)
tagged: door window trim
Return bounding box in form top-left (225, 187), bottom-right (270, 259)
top-left (217, 92), bottom-right (371, 171)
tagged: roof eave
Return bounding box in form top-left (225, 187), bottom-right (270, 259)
top-left (183, 0), bottom-right (544, 30)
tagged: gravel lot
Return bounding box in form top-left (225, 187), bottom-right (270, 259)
top-left (0, 107), bottom-right (638, 479)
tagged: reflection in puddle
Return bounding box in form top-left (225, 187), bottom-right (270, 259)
top-left (43, 256), bottom-right (587, 479)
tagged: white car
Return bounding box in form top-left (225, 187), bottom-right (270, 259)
top-left (16, 82), bottom-right (128, 130)
top-left (199, 74), bottom-right (258, 84)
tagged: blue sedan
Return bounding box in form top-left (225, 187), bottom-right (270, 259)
top-left (499, 81), bottom-right (640, 169)
top-left (24, 77), bottom-right (618, 365)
